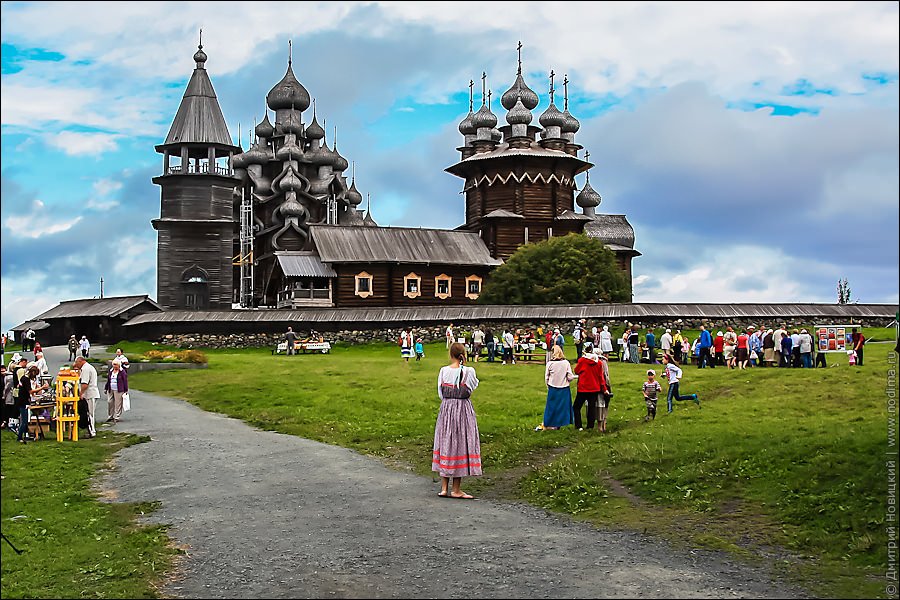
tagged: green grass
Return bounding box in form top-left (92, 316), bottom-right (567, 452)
top-left (1, 431), bottom-right (177, 599)
top-left (121, 330), bottom-right (896, 598)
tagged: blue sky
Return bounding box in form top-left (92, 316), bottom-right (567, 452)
top-left (1, 1), bottom-right (898, 333)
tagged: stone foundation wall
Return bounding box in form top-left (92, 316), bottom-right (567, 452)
top-left (157, 316), bottom-right (892, 349)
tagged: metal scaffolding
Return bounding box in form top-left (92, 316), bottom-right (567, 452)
top-left (237, 185), bottom-right (254, 307)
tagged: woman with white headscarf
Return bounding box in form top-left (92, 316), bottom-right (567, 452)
top-left (599, 325), bottom-right (613, 355)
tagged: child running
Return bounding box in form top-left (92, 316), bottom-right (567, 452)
top-left (642, 369), bottom-right (662, 421)
top-left (661, 354), bottom-right (700, 413)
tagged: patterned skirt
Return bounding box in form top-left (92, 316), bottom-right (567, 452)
top-left (401, 345), bottom-right (414, 358)
top-left (543, 386), bottom-right (574, 428)
top-left (432, 398), bottom-right (482, 478)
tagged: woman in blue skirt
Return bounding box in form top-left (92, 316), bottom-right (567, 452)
top-left (538, 345), bottom-right (576, 430)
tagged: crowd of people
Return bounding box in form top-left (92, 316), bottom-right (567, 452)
top-left (428, 320), bottom-right (874, 497)
top-left (611, 323), bottom-right (867, 370)
top-left (2, 340), bottom-right (131, 443)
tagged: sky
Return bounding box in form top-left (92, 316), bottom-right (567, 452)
top-left (1, 1), bottom-right (898, 333)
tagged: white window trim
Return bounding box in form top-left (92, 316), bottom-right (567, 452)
top-left (355, 271), bottom-right (374, 298)
top-left (435, 273), bottom-right (452, 300)
top-left (404, 272), bottom-right (421, 299)
top-left (465, 275), bottom-right (482, 300)
top-left (524, 226), bottom-right (529, 244)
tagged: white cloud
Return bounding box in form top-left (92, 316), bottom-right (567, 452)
top-left (87, 178), bottom-right (124, 209)
top-left (47, 131), bottom-right (120, 156)
top-left (2, 199), bottom-right (83, 238)
top-left (93, 178), bottom-right (123, 197)
top-left (634, 246), bottom-right (808, 303)
top-left (2, 2), bottom-right (896, 102)
top-left (0, 271), bottom-right (58, 333)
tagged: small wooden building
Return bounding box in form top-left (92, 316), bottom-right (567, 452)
top-left (12, 295), bottom-right (163, 346)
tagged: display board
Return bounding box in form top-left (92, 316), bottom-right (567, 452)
top-left (813, 324), bottom-right (857, 353)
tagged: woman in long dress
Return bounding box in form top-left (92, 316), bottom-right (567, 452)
top-left (432, 342), bottom-right (481, 499)
top-left (539, 345), bottom-right (576, 430)
top-left (400, 328), bottom-right (414, 362)
top-left (599, 325), bottom-right (613, 355)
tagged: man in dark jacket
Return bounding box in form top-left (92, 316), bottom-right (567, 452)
top-left (285, 327), bottom-right (298, 356)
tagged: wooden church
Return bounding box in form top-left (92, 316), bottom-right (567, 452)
top-left (152, 42), bottom-right (638, 310)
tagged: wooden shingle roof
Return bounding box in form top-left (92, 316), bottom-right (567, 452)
top-left (584, 214), bottom-right (635, 248)
top-left (163, 60), bottom-right (234, 147)
top-left (310, 225), bottom-right (502, 266)
top-left (33, 295), bottom-right (162, 320)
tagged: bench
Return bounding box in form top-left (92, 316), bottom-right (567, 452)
top-left (273, 341), bottom-right (332, 355)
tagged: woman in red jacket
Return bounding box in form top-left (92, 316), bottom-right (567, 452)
top-left (573, 342), bottom-right (607, 431)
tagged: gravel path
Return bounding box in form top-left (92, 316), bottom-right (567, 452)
top-left (42, 346), bottom-right (805, 599)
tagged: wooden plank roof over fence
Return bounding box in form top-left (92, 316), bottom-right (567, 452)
top-left (124, 303), bottom-right (898, 327)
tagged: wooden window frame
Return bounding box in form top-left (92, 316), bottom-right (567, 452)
top-left (355, 271), bottom-right (374, 298)
top-left (465, 275), bottom-right (482, 300)
top-left (435, 274), bottom-right (452, 300)
top-left (404, 272), bottom-right (421, 299)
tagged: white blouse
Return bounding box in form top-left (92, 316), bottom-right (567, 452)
top-left (437, 365), bottom-right (479, 400)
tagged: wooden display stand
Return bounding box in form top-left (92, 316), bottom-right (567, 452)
top-left (55, 370), bottom-right (80, 442)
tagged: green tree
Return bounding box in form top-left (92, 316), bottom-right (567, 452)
top-left (479, 233), bottom-right (631, 305)
top-left (837, 278), bottom-right (851, 304)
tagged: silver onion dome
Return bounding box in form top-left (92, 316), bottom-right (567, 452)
top-left (501, 73), bottom-right (539, 110)
top-left (266, 63), bottom-right (311, 112)
top-left (539, 102), bottom-right (566, 128)
top-left (506, 98), bottom-right (532, 125)
top-left (458, 110), bottom-right (476, 135)
top-left (561, 109), bottom-right (580, 134)
top-left (308, 174), bottom-right (333, 195)
top-left (331, 147), bottom-right (349, 172)
top-left (471, 103), bottom-right (498, 129)
top-left (278, 168), bottom-right (305, 193)
top-left (275, 136), bottom-right (303, 162)
top-left (193, 45), bottom-right (207, 67)
top-left (346, 179), bottom-right (363, 206)
top-left (305, 116), bottom-right (325, 140)
top-left (255, 113), bottom-right (275, 138)
top-left (231, 151), bottom-right (249, 170)
top-left (576, 178), bottom-right (601, 208)
top-left (490, 128), bottom-right (502, 142)
top-left (243, 143), bottom-right (271, 165)
top-left (307, 142), bottom-right (332, 167)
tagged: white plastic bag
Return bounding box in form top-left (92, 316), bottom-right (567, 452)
top-left (122, 392), bottom-right (131, 412)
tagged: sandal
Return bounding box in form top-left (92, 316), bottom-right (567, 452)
top-left (450, 492), bottom-right (474, 499)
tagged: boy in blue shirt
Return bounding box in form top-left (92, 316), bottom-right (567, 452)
top-left (415, 338), bottom-right (425, 361)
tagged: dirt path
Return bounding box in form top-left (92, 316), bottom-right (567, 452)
top-left (39, 345), bottom-right (806, 598)
top-left (89, 388), bottom-right (808, 599)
